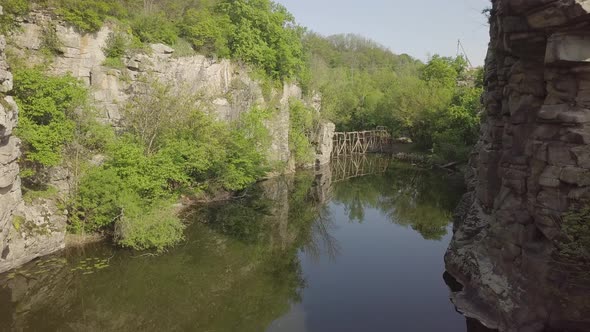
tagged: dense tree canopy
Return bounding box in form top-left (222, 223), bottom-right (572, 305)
top-left (303, 33), bottom-right (483, 161)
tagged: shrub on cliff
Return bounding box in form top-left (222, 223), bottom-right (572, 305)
top-left (55, 0), bottom-right (128, 32)
top-left (131, 14), bottom-right (178, 45)
top-left (219, 0), bottom-right (305, 80)
top-left (0, 0), bottom-right (29, 33)
top-left (178, 8), bottom-right (231, 57)
top-left (289, 99), bottom-right (316, 165)
top-left (12, 68), bottom-right (87, 181)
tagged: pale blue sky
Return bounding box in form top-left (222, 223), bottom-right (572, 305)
top-left (275, 0), bottom-right (491, 66)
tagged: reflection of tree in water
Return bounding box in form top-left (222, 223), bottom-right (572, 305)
top-left (0, 161), bottom-right (462, 331)
top-left (0, 172), bottom-right (338, 332)
top-left (332, 162), bottom-right (465, 240)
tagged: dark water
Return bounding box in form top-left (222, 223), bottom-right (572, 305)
top-left (0, 156), bottom-right (481, 332)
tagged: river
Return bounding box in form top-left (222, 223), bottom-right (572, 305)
top-left (0, 155), bottom-right (490, 332)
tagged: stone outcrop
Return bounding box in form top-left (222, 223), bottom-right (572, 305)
top-left (0, 10), bottom-right (337, 272)
top-left (0, 8), bottom-right (67, 273)
top-left (446, 1), bottom-right (590, 331)
top-left (0, 10), bottom-right (23, 271)
top-left (8, 11), bottom-right (322, 169)
top-left (307, 121), bottom-right (336, 168)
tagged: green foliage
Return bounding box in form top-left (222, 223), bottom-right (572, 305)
top-left (305, 32), bottom-right (482, 162)
top-left (12, 215), bottom-right (25, 231)
top-left (70, 167), bottom-right (126, 232)
top-left (431, 85), bottom-right (483, 162)
top-left (559, 201), bottom-right (590, 262)
top-left (288, 99), bottom-right (315, 165)
top-left (0, 0), bottom-right (29, 33)
top-left (102, 31), bottom-right (129, 61)
top-left (70, 80), bottom-right (270, 247)
top-left (219, 0), bottom-right (305, 79)
top-left (102, 56), bottom-right (125, 69)
top-left (178, 7), bottom-right (231, 57)
top-left (40, 23), bottom-right (63, 56)
top-left (115, 198), bottom-right (185, 252)
top-left (55, 0), bottom-right (128, 32)
top-left (12, 68), bottom-right (87, 180)
top-left (23, 185), bottom-right (59, 204)
top-left (222, 107), bottom-right (271, 189)
top-left (131, 14), bottom-right (178, 45)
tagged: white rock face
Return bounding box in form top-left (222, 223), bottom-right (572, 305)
top-left (0, 11), bottom-right (336, 272)
top-left (0, 25), bottom-right (25, 271)
top-left (9, 12), bottom-right (312, 167)
top-left (0, 18), bottom-right (67, 272)
top-left (306, 121), bottom-right (336, 168)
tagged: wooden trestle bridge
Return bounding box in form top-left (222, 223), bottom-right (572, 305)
top-left (331, 127), bottom-right (392, 157)
top-left (330, 154), bottom-right (390, 183)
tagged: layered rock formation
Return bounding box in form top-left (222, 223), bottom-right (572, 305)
top-left (0, 10), bottom-right (335, 272)
top-left (9, 11), bottom-right (322, 169)
top-left (446, 1), bottom-right (590, 331)
top-left (0, 8), bottom-right (67, 274)
top-left (0, 9), bottom-right (23, 271)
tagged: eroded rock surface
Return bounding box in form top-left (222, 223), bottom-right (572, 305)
top-left (446, 1), bottom-right (590, 331)
top-left (8, 11), bottom-right (324, 169)
top-left (0, 8), bottom-right (66, 274)
top-left (0, 9), bottom-right (336, 272)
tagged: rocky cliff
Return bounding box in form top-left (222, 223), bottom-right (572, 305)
top-left (0, 7), bottom-right (68, 274)
top-left (446, 1), bottom-right (590, 331)
top-left (8, 11), bottom-right (335, 170)
top-left (0, 9), bottom-right (23, 271)
top-left (0, 10), bottom-right (335, 273)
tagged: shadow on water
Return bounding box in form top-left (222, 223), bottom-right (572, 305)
top-left (0, 155), bottom-right (492, 331)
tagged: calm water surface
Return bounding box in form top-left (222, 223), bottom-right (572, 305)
top-left (0, 156), bottom-right (478, 332)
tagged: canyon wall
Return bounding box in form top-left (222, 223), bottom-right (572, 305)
top-left (446, 1), bottom-right (590, 331)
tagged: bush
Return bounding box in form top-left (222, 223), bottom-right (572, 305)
top-left (288, 99), bottom-right (316, 165)
top-left (40, 22), bottom-right (63, 56)
top-left (178, 8), bottom-right (231, 57)
top-left (56, 0), bottom-right (128, 33)
top-left (0, 0), bottom-right (29, 33)
top-left (70, 167), bottom-right (126, 232)
top-left (115, 199), bottom-right (185, 252)
top-left (103, 31), bottom-right (129, 59)
top-left (131, 14), bottom-right (178, 45)
top-left (102, 56), bottom-right (125, 69)
top-left (12, 68), bottom-right (87, 180)
top-left (171, 38), bottom-right (196, 58)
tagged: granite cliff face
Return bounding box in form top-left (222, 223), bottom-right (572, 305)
top-left (446, 1), bottom-right (590, 331)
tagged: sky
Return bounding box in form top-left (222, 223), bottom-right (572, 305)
top-left (274, 0), bottom-right (491, 67)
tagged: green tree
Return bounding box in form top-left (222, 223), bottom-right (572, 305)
top-left (12, 68), bottom-right (87, 181)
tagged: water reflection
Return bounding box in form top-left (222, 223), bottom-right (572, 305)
top-left (331, 159), bottom-right (464, 240)
top-left (0, 155), bottom-right (476, 332)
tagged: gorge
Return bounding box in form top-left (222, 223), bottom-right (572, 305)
top-left (1, 0), bottom-right (590, 331)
